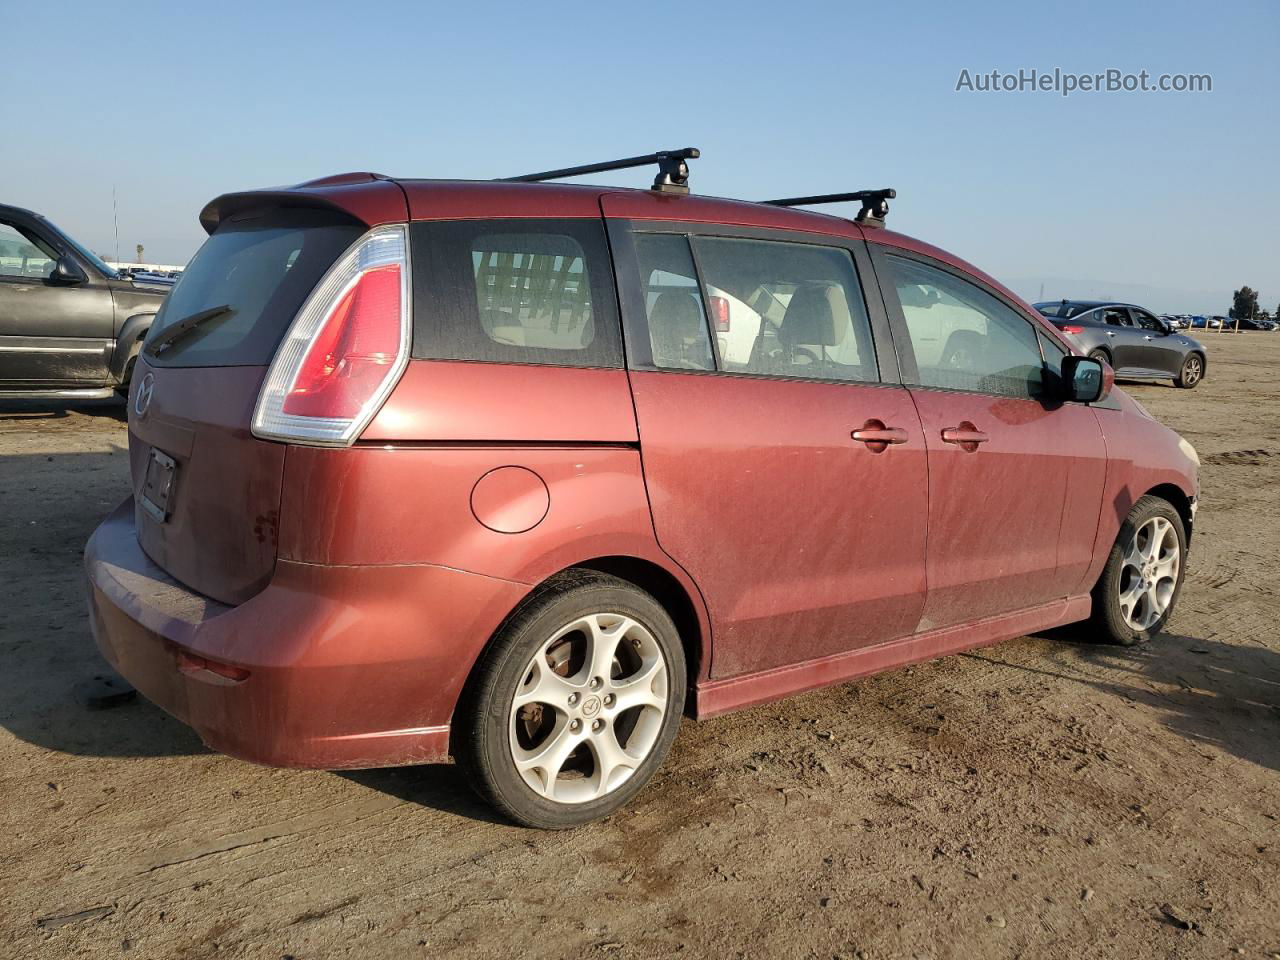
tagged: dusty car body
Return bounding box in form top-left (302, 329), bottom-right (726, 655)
top-left (86, 162), bottom-right (1199, 825)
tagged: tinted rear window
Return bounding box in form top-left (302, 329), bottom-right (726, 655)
top-left (143, 208), bottom-right (363, 367)
top-left (410, 219), bottom-right (621, 367)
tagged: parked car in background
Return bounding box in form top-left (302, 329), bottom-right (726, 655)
top-left (1231, 315), bottom-right (1278, 331)
top-left (1188, 315), bottom-right (1221, 329)
top-left (86, 160), bottom-right (1199, 828)
top-left (0, 203), bottom-right (167, 398)
top-left (1034, 300), bottom-right (1207, 387)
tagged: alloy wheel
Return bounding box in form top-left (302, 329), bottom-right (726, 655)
top-left (509, 613), bottom-right (668, 804)
top-left (1182, 355), bottom-right (1202, 385)
top-left (1117, 516), bottom-right (1180, 631)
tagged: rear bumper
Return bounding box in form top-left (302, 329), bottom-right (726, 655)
top-left (85, 498), bottom-right (530, 769)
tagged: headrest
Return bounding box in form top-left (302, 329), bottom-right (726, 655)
top-left (781, 285), bottom-right (848, 347)
top-left (650, 291), bottom-right (705, 338)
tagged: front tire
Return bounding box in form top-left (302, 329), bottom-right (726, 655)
top-left (1175, 352), bottom-right (1203, 388)
top-left (455, 571), bottom-right (686, 829)
top-left (1089, 495), bottom-right (1187, 645)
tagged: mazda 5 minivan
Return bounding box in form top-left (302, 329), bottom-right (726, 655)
top-left (86, 152), bottom-right (1199, 828)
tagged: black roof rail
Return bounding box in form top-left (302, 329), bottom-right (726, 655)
top-left (762, 188), bottom-right (897, 228)
top-left (500, 148), bottom-right (700, 194)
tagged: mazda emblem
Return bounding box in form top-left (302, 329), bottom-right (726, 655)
top-left (134, 372), bottom-right (156, 417)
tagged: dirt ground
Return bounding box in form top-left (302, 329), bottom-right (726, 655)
top-left (1, 333), bottom-right (1277, 960)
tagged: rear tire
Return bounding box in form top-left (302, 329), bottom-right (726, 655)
top-left (1087, 348), bottom-right (1110, 366)
top-left (1089, 495), bottom-right (1187, 646)
top-left (455, 570), bottom-right (686, 829)
top-left (1175, 352), bottom-right (1203, 388)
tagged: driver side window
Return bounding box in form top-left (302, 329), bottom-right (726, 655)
top-left (0, 222), bottom-right (56, 280)
top-left (1132, 309), bottom-right (1162, 331)
top-left (885, 255), bottom-right (1048, 400)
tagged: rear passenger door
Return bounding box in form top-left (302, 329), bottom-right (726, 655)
top-left (607, 217), bottom-right (929, 679)
top-left (875, 250), bottom-right (1107, 632)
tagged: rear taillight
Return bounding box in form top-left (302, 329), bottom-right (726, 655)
top-left (709, 295), bottom-right (731, 332)
top-left (252, 224), bottom-right (410, 445)
top-left (1061, 324), bottom-right (1085, 335)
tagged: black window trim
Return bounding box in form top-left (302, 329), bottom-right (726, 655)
top-left (869, 242), bottom-right (1080, 404)
top-left (607, 217), bottom-right (902, 388)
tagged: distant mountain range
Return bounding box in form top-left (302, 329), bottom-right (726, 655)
top-left (1005, 276), bottom-right (1244, 316)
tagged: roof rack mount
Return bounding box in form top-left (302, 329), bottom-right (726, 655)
top-left (763, 188), bottom-right (897, 228)
top-left (501, 148), bottom-right (700, 195)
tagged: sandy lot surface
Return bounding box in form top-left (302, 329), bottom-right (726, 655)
top-left (2, 333), bottom-right (1277, 960)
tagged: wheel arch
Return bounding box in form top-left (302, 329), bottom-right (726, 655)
top-left (572, 555), bottom-right (710, 697)
top-left (109, 312), bottom-right (156, 383)
top-left (1144, 482), bottom-right (1194, 541)
top-left (450, 553), bottom-right (711, 746)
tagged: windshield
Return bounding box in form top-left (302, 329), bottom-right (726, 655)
top-left (143, 208), bottom-right (362, 367)
top-left (42, 218), bottom-right (119, 278)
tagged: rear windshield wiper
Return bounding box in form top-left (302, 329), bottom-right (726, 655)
top-left (144, 304), bottom-right (235, 357)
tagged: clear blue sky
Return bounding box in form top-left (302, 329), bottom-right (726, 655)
top-left (4, 0), bottom-right (1277, 314)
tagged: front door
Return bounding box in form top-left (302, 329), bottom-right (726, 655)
top-left (1127, 307), bottom-right (1186, 375)
top-left (877, 251), bottom-right (1107, 632)
top-left (614, 226), bottom-right (929, 679)
top-left (0, 218), bottom-right (114, 385)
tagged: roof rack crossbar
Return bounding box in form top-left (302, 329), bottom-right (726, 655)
top-left (762, 188), bottom-right (897, 227)
top-left (500, 148), bottom-right (701, 194)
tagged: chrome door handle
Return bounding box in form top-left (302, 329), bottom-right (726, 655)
top-left (1143, 335), bottom-right (1154, 340)
top-left (1106, 331), bottom-right (1117, 337)
top-left (851, 420), bottom-right (909, 453)
top-left (941, 422), bottom-right (989, 451)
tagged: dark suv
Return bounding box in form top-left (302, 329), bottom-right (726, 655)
top-left (0, 203), bottom-right (167, 398)
top-left (85, 151), bottom-right (1199, 828)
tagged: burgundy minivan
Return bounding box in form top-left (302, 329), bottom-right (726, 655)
top-left (86, 151), bottom-right (1199, 827)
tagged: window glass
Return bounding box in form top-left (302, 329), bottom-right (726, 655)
top-left (691, 237), bottom-right (876, 382)
top-left (1101, 307), bottom-right (1130, 327)
top-left (41, 218), bottom-right (118, 278)
top-left (0, 222), bottom-right (56, 279)
top-left (633, 234), bottom-right (713, 370)
top-left (144, 209), bottom-right (362, 367)
top-left (1131, 309), bottom-right (1162, 331)
top-left (885, 255), bottom-right (1047, 399)
top-left (411, 219), bottom-right (621, 367)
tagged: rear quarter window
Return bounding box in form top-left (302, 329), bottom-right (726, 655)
top-left (410, 219), bottom-right (622, 367)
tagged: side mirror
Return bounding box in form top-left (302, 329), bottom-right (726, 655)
top-left (1062, 355), bottom-right (1112, 403)
top-left (52, 256), bottom-right (87, 285)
